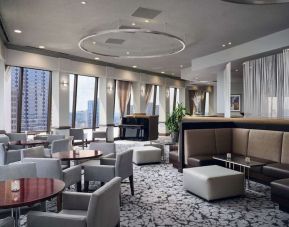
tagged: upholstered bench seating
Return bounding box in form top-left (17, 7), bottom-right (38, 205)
top-left (263, 163), bottom-right (289, 179)
top-left (133, 146), bottom-right (161, 165)
top-left (183, 165), bottom-right (244, 201)
top-left (271, 178), bottom-right (289, 212)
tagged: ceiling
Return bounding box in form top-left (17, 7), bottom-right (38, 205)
top-left (1, 0), bottom-right (289, 78)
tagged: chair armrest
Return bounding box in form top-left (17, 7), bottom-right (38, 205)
top-left (63, 165), bottom-right (82, 188)
top-left (84, 165), bottom-right (115, 182)
top-left (27, 211), bottom-right (86, 227)
top-left (102, 153), bottom-right (116, 159)
top-left (100, 158), bottom-right (116, 166)
top-left (62, 191), bottom-right (91, 211)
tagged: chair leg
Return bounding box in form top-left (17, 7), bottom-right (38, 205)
top-left (129, 175), bottom-right (134, 196)
top-left (76, 182), bottom-right (81, 192)
top-left (84, 181), bottom-right (89, 192)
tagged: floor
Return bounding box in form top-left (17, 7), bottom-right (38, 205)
top-left (19, 140), bottom-right (289, 226)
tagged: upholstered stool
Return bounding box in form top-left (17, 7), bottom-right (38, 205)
top-left (183, 165), bottom-right (244, 201)
top-left (133, 146), bottom-right (162, 165)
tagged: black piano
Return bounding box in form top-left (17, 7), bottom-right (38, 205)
top-left (119, 114), bottom-right (159, 141)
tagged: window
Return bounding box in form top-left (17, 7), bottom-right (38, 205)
top-left (155, 85), bottom-right (160, 115)
top-left (10, 66), bottom-right (52, 132)
top-left (205, 92), bottom-right (210, 115)
top-left (169, 87), bottom-right (180, 114)
top-left (114, 81), bottom-right (121, 125)
top-left (146, 85), bottom-right (154, 115)
top-left (146, 85), bottom-right (159, 115)
top-left (268, 97), bottom-right (277, 118)
top-left (69, 75), bottom-right (99, 129)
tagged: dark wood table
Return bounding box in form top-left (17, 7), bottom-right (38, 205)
top-left (0, 178), bottom-right (65, 227)
top-left (52, 150), bottom-right (103, 167)
top-left (8, 140), bottom-right (49, 148)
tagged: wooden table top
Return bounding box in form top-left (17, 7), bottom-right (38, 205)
top-left (52, 150), bottom-right (103, 161)
top-left (9, 140), bottom-right (49, 146)
top-left (0, 178), bottom-right (65, 209)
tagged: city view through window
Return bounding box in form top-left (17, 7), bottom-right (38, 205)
top-left (11, 66), bottom-right (51, 132)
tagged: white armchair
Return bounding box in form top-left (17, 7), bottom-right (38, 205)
top-left (27, 177), bottom-right (121, 227)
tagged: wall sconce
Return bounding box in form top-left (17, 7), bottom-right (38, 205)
top-left (166, 89), bottom-right (170, 98)
top-left (61, 81), bottom-right (68, 87)
top-left (107, 83), bottom-right (113, 93)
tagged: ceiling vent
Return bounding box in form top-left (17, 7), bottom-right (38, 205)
top-left (131, 7), bottom-right (162, 19)
top-left (105, 38), bottom-right (125, 45)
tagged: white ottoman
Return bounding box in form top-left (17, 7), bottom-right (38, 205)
top-left (133, 146), bottom-right (162, 164)
top-left (183, 165), bottom-right (244, 201)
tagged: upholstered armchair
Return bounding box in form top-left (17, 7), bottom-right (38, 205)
top-left (0, 143), bottom-right (21, 165)
top-left (21, 146), bottom-right (50, 159)
top-left (0, 162), bottom-right (37, 181)
top-left (70, 129), bottom-right (86, 149)
top-left (6, 133), bottom-right (27, 150)
top-left (81, 142), bottom-right (116, 167)
top-left (0, 217), bottom-right (14, 227)
top-left (0, 135), bottom-right (9, 146)
top-left (83, 149), bottom-right (134, 195)
top-left (27, 177), bottom-right (121, 227)
top-left (21, 158), bottom-right (82, 191)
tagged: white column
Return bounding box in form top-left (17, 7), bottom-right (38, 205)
top-left (217, 70), bottom-right (225, 114)
top-left (51, 72), bottom-right (70, 127)
top-left (0, 60), bottom-right (5, 130)
top-left (98, 77), bottom-right (115, 126)
top-left (159, 85), bottom-right (170, 134)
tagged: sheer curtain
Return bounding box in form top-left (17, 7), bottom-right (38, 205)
top-left (243, 50), bottom-right (289, 118)
top-left (145, 84), bottom-right (153, 106)
top-left (117, 80), bottom-right (132, 118)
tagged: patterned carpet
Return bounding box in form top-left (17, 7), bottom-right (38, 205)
top-left (18, 141), bottom-right (289, 226)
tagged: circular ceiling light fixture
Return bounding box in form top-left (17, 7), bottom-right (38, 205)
top-left (78, 28), bottom-right (186, 59)
top-left (222, 0), bottom-right (289, 4)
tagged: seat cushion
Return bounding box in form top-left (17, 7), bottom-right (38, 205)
top-left (183, 165), bottom-right (244, 201)
top-left (271, 178), bottom-right (289, 199)
top-left (187, 155), bottom-right (220, 167)
top-left (263, 163), bottom-right (289, 179)
top-left (247, 129), bottom-right (283, 162)
top-left (60, 209), bottom-right (87, 217)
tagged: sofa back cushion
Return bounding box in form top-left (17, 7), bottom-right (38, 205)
top-left (184, 129), bottom-right (216, 164)
top-left (232, 128), bottom-right (249, 156)
top-left (215, 128), bottom-right (232, 154)
top-left (247, 129), bottom-right (283, 162)
top-left (281, 132), bottom-right (289, 164)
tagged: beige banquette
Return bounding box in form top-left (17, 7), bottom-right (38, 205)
top-left (184, 128), bottom-right (289, 184)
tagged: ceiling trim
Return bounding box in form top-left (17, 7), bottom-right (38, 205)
top-left (5, 43), bottom-right (185, 81)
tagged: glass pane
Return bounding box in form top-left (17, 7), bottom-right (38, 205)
top-left (21, 68), bottom-right (50, 132)
top-left (114, 81), bottom-right (121, 125)
top-left (96, 80), bottom-right (100, 127)
top-left (176, 88), bottom-right (180, 105)
top-left (129, 86), bottom-right (134, 114)
top-left (75, 75), bottom-right (95, 128)
top-left (205, 92), bottom-right (209, 115)
top-left (10, 67), bottom-right (21, 132)
top-left (69, 74), bottom-right (75, 127)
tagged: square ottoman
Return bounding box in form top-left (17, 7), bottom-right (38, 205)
top-left (183, 165), bottom-right (244, 201)
top-left (133, 146), bottom-right (162, 165)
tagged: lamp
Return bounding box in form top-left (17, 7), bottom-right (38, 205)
top-left (61, 81), bottom-right (68, 87)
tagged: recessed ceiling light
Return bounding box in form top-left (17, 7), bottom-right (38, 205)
top-left (92, 41), bottom-right (96, 45)
top-left (222, 44), bottom-right (226, 47)
top-left (94, 57), bottom-right (100, 60)
top-left (38, 45), bottom-right (45, 49)
top-left (235, 69), bottom-right (239, 72)
top-left (171, 73), bottom-right (175, 75)
top-left (161, 71), bottom-right (165, 74)
top-left (195, 77), bottom-right (199, 80)
top-left (126, 51), bottom-right (130, 55)
top-left (132, 22), bottom-right (136, 26)
top-left (180, 65), bottom-right (183, 68)
top-left (144, 19), bottom-right (150, 23)
top-left (81, 1), bottom-right (87, 4)
top-left (14, 29), bottom-right (22, 34)
top-left (228, 42), bottom-right (232, 45)
top-left (132, 65), bottom-right (137, 68)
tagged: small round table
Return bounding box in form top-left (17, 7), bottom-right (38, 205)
top-left (8, 140), bottom-right (49, 148)
top-left (0, 178), bottom-right (65, 227)
top-left (52, 150), bottom-right (103, 167)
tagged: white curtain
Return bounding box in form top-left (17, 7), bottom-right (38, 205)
top-left (243, 50), bottom-right (289, 118)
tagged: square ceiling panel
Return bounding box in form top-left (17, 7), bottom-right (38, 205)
top-left (105, 38), bottom-right (125, 45)
top-left (131, 7), bottom-right (162, 19)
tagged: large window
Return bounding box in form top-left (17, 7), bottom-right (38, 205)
top-left (10, 66), bottom-right (52, 132)
top-left (146, 85), bottom-right (159, 115)
top-left (169, 87), bottom-right (180, 114)
top-left (69, 74), bottom-right (99, 129)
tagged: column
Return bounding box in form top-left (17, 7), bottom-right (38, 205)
top-left (159, 85), bottom-right (170, 134)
